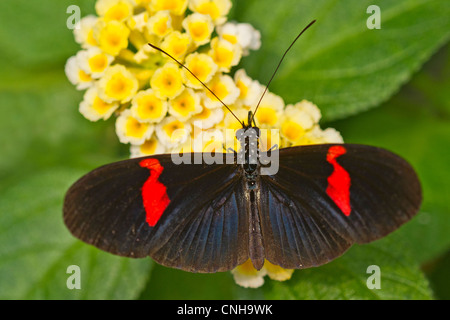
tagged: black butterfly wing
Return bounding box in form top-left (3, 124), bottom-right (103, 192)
top-left (63, 153), bottom-right (249, 273)
top-left (258, 144), bottom-right (422, 269)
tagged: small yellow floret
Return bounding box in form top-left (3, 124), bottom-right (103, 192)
top-left (264, 261), bottom-right (294, 281)
top-left (116, 109), bottom-right (154, 145)
top-left (65, 56), bottom-right (93, 90)
top-left (74, 15), bottom-right (98, 48)
top-left (209, 37), bottom-right (241, 72)
top-left (130, 135), bottom-right (166, 157)
top-left (131, 89), bottom-right (168, 123)
top-left (280, 103), bottom-right (316, 143)
top-left (89, 54), bottom-right (108, 73)
top-left (182, 13), bottom-right (214, 46)
top-left (77, 47), bottom-right (114, 79)
top-left (203, 75), bottom-right (240, 109)
top-left (147, 11), bottom-right (173, 37)
top-left (182, 53), bottom-right (218, 89)
top-left (150, 63), bottom-right (184, 99)
top-left (234, 69), bottom-right (263, 107)
top-left (191, 107), bottom-right (224, 130)
top-left (95, 20), bottom-right (130, 56)
top-left (163, 120), bottom-right (184, 138)
top-left (156, 116), bottom-right (192, 148)
top-left (140, 137), bottom-right (158, 154)
top-left (169, 88), bottom-right (201, 120)
top-left (96, 0), bottom-right (134, 22)
top-left (282, 121), bottom-right (305, 143)
top-left (189, 0), bottom-right (232, 24)
top-left (150, 0), bottom-right (188, 16)
top-left (98, 65), bottom-right (138, 103)
top-left (161, 31), bottom-right (192, 61)
top-left (126, 117), bottom-right (150, 138)
top-left (79, 87), bottom-right (119, 121)
top-left (254, 92), bottom-right (284, 128)
top-left (78, 69), bottom-right (93, 82)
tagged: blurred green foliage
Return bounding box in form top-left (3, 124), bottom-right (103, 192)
top-left (0, 0), bottom-right (449, 299)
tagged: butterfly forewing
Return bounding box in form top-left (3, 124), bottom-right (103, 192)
top-left (64, 153), bottom-right (250, 272)
top-left (258, 144), bottom-right (422, 269)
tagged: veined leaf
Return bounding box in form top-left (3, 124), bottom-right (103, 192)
top-left (0, 168), bottom-right (152, 300)
top-left (330, 44), bottom-right (450, 262)
top-left (232, 0), bottom-right (450, 120)
top-left (0, 0), bottom-right (95, 72)
top-left (264, 238), bottom-right (432, 300)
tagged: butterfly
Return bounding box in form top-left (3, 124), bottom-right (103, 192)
top-left (63, 20), bottom-right (422, 273)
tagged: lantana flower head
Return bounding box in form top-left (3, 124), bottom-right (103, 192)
top-left (66, 0), bottom-right (344, 289)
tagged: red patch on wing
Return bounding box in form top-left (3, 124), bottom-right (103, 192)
top-left (326, 146), bottom-right (351, 216)
top-left (139, 158), bottom-right (170, 227)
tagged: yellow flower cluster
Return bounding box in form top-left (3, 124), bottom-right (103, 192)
top-left (66, 0), bottom-right (259, 155)
top-left (66, 0), bottom-right (344, 288)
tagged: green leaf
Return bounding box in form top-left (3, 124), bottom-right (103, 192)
top-left (263, 237), bottom-right (432, 300)
top-left (231, 0), bottom-right (450, 120)
top-left (423, 250), bottom-right (450, 300)
top-left (0, 168), bottom-right (152, 299)
top-left (0, 0), bottom-right (96, 72)
top-left (328, 44), bottom-right (450, 262)
top-left (0, 72), bottom-right (124, 181)
top-left (0, 0), bottom-right (125, 176)
top-left (139, 264), bottom-right (237, 300)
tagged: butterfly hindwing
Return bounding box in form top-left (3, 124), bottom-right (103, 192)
top-left (63, 153), bottom-right (249, 272)
top-left (258, 144), bottom-right (422, 269)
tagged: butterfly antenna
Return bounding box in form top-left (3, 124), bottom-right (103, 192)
top-left (148, 43), bottom-right (245, 127)
top-left (250, 20), bottom-right (316, 125)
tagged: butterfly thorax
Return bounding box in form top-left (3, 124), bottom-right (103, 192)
top-left (236, 125), bottom-right (261, 190)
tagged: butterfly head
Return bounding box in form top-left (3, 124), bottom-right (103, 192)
top-left (236, 111), bottom-right (260, 150)
top-left (236, 111), bottom-right (260, 139)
